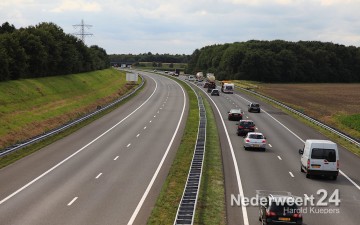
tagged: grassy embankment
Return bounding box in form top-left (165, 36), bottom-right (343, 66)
top-left (0, 68), bottom-right (141, 168)
top-left (147, 78), bottom-right (225, 224)
top-left (233, 80), bottom-right (360, 156)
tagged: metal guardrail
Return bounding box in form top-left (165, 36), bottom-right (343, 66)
top-left (0, 75), bottom-right (145, 157)
top-left (236, 85), bottom-right (360, 148)
top-left (174, 87), bottom-right (206, 225)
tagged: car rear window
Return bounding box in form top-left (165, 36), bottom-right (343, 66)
top-left (311, 148), bottom-right (336, 162)
top-left (240, 121), bottom-right (254, 127)
top-left (270, 203), bottom-right (299, 213)
top-left (249, 134), bottom-right (263, 139)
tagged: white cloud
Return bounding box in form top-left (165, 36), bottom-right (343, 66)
top-left (50, 0), bottom-right (102, 13)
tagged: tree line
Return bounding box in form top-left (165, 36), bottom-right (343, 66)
top-left (0, 22), bottom-right (109, 82)
top-left (109, 52), bottom-right (190, 65)
top-left (187, 40), bottom-right (360, 82)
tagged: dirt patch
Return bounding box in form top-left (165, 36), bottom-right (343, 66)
top-left (257, 83), bottom-right (360, 138)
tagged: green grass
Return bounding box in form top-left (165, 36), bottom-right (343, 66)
top-left (147, 76), bottom-right (225, 224)
top-left (337, 114), bottom-right (360, 133)
top-left (0, 68), bottom-right (138, 148)
top-left (194, 91), bottom-right (225, 225)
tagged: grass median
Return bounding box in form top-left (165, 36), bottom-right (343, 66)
top-left (147, 78), bottom-right (225, 224)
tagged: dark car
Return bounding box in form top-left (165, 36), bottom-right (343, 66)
top-left (228, 109), bottom-right (243, 121)
top-left (248, 102), bottom-right (260, 113)
top-left (210, 89), bottom-right (220, 96)
top-left (259, 194), bottom-right (303, 225)
top-left (236, 120), bottom-right (255, 136)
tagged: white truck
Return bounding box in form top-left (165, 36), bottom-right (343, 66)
top-left (221, 81), bottom-right (234, 94)
top-left (196, 72), bottom-right (204, 81)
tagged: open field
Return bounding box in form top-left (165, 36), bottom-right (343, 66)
top-left (0, 68), bottom-right (137, 149)
top-left (257, 83), bottom-right (360, 139)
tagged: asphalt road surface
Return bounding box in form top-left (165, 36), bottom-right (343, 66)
top-left (0, 72), bottom-right (188, 225)
top-left (190, 79), bottom-right (360, 225)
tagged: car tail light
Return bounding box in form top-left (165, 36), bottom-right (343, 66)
top-left (262, 140), bottom-right (266, 143)
top-left (266, 211), bottom-right (276, 216)
top-left (293, 213), bottom-right (302, 218)
top-left (245, 139), bottom-right (250, 143)
top-left (307, 159), bottom-right (310, 169)
top-left (238, 126), bottom-right (243, 129)
top-left (337, 160), bottom-right (339, 170)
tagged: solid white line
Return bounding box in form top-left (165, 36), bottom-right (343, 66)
top-left (127, 76), bottom-right (187, 225)
top-left (200, 89), bottom-right (249, 225)
top-left (136, 134), bottom-right (140, 138)
top-left (114, 156), bottom-right (119, 160)
top-left (289, 172), bottom-right (294, 177)
top-left (0, 76), bottom-right (159, 206)
top-left (268, 144), bottom-right (272, 147)
top-left (95, 173), bottom-right (102, 179)
top-left (235, 93), bottom-right (360, 191)
top-left (67, 197), bottom-right (78, 206)
top-left (278, 156), bottom-right (282, 160)
top-left (127, 143), bottom-right (131, 148)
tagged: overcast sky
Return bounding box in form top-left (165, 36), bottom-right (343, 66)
top-left (1, 0), bottom-right (360, 55)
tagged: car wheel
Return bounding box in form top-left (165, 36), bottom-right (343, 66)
top-left (262, 148), bottom-right (266, 152)
top-left (331, 175), bottom-right (337, 180)
top-left (306, 173), bottom-right (311, 179)
top-left (244, 146), bottom-right (247, 150)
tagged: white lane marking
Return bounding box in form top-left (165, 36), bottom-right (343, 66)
top-left (114, 156), bottom-right (119, 160)
top-left (235, 93), bottom-right (360, 191)
top-left (0, 76), bottom-right (159, 206)
top-left (144, 126), bottom-right (147, 130)
top-left (95, 173), bottom-right (102, 179)
top-left (149, 120), bottom-right (152, 123)
top-left (160, 108), bottom-right (162, 110)
top-left (200, 89), bottom-right (249, 225)
top-left (127, 75), bottom-right (187, 225)
top-left (289, 172), bottom-right (294, 177)
top-left (268, 144), bottom-right (272, 147)
top-left (157, 111), bottom-right (160, 113)
top-left (255, 127), bottom-right (258, 130)
top-left (136, 134), bottom-right (140, 138)
top-left (67, 197), bottom-right (78, 206)
top-left (127, 143), bottom-right (131, 148)
top-left (154, 115), bottom-right (156, 118)
top-left (278, 156), bottom-right (282, 160)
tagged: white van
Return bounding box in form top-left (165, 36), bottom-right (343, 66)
top-left (299, 139), bottom-right (339, 180)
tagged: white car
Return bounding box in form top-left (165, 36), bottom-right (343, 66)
top-left (243, 132), bottom-right (266, 151)
top-left (188, 75), bottom-right (195, 81)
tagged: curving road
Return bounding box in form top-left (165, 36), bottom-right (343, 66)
top-left (0, 72), bottom-right (188, 225)
top-left (188, 79), bottom-right (360, 225)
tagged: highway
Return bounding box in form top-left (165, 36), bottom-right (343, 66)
top-left (0, 72), bottom-right (188, 225)
top-left (192, 80), bottom-right (360, 225)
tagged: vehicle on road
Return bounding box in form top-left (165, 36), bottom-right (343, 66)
top-left (258, 191), bottom-right (303, 225)
top-left (248, 102), bottom-right (261, 113)
top-left (196, 72), bottom-right (204, 81)
top-left (236, 120), bottom-right (255, 136)
top-left (188, 75), bottom-right (195, 81)
top-left (210, 89), bottom-right (220, 96)
top-left (206, 73), bottom-right (216, 92)
top-left (299, 139), bottom-right (339, 180)
top-left (228, 109), bottom-right (243, 121)
top-left (243, 132), bottom-right (266, 151)
top-left (221, 81), bottom-right (235, 94)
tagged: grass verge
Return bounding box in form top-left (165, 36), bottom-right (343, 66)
top-left (147, 77), bottom-right (225, 224)
top-left (0, 74), bottom-right (145, 169)
top-left (235, 87), bottom-right (360, 156)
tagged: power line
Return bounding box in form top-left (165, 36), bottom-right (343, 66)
top-left (73, 19), bottom-right (93, 43)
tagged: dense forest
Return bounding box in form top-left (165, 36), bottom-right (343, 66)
top-left (187, 40), bottom-right (360, 82)
top-left (0, 22), bottom-right (109, 82)
top-left (109, 53), bottom-right (190, 65)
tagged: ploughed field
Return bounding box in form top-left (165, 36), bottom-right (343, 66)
top-left (253, 83), bottom-right (360, 139)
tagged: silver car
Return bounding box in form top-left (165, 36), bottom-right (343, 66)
top-left (243, 132), bottom-right (266, 151)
